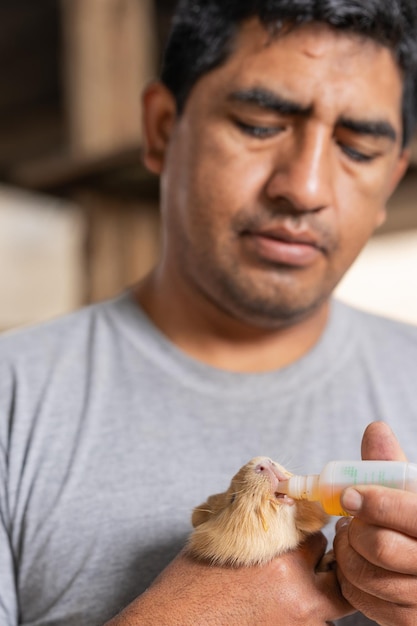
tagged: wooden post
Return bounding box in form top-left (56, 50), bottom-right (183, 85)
top-left (76, 191), bottom-right (160, 303)
top-left (61, 0), bottom-right (156, 159)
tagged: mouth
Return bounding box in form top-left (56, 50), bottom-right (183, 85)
top-left (255, 458), bottom-right (295, 504)
top-left (274, 492), bottom-right (295, 504)
top-left (241, 225), bottom-right (325, 268)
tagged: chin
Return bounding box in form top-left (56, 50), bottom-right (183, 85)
top-left (217, 284), bottom-right (332, 330)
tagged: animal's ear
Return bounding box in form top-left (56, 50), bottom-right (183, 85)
top-left (294, 501), bottom-right (328, 534)
top-left (191, 492), bottom-right (227, 527)
top-left (191, 501), bottom-right (211, 527)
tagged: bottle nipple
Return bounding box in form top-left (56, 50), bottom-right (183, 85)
top-left (277, 475), bottom-right (320, 500)
top-left (277, 480), bottom-right (290, 494)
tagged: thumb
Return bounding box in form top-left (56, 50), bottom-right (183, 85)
top-left (361, 421), bottom-right (407, 461)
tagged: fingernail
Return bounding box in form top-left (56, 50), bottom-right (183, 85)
top-left (341, 488), bottom-right (363, 514)
top-left (336, 517), bottom-right (351, 531)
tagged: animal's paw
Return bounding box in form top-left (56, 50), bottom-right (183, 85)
top-left (317, 549), bottom-right (336, 572)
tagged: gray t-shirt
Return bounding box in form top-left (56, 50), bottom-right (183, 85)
top-left (1, 291), bottom-right (417, 626)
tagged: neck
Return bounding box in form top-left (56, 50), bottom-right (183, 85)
top-left (133, 269), bottom-right (330, 374)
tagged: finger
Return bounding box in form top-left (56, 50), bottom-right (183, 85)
top-left (315, 566), bottom-right (355, 619)
top-left (346, 519), bottom-right (417, 575)
top-left (361, 421), bottom-right (407, 461)
top-left (334, 521), bottom-right (417, 602)
top-left (336, 575), bottom-right (414, 626)
top-left (341, 485), bottom-right (417, 537)
top-left (298, 532), bottom-right (329, 569)
top-left (296, 534), bottom-right (354, 619)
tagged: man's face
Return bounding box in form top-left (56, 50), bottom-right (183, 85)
top-left (150, 21), bottom-right (409, 329)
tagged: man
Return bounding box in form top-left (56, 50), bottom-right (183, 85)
top-left (1, 1), bottom-right (417, 624)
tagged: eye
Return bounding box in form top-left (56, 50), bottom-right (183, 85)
top-left (230, 493), bottom-right (236, 504)
top-left (339, 143), bottom-right (377, 163)
top-left (235, 121), bottom-right (282, 139)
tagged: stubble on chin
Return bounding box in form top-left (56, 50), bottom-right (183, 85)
top-left (185, 242), bottom-right (333, 330)
top-left (178, 203), bottom-right (338, 329)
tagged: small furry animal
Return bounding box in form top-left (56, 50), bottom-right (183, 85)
top-left (187, 456), bottom-right (328, 567)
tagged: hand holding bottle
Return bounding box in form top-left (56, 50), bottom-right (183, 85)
top-left (333, 421), bottom-right (417, 626)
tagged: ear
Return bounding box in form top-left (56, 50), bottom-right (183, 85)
top-left (191, 501), bottom-right (212, 528)
top-left (388, 148), bottom-right (410, 196)
top-left (142, 81), bottom-right (177, 175)
top-left (376, 148), bottom-right (411, 229)
top-left (191, 492), bottom-right (227, 527)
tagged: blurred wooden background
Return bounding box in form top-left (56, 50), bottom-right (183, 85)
top-left (0, 0), bottom-right (416, 330)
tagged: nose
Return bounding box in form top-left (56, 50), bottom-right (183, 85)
top-left (265, 123), bottom-right (333, 213)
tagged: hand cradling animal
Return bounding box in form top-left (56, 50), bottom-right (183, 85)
top-left (186, 457), bottom-right (330, 568)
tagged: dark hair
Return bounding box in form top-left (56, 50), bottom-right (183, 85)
top-left (161, 0), bottom-right (417, 146)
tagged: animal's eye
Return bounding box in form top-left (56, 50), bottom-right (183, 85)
top-left (230, 493), bottom-right (236, 504)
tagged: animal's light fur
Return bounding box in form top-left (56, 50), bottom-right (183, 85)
top-left (187, 457), bottom-right (328, 567)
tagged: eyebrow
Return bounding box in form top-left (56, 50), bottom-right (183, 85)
top-left (338, 117), bottom-right (398, 143)
top-left (228, 87), bottom-right (312, 117)
top-left (228, 87), bottom-right (398, 142)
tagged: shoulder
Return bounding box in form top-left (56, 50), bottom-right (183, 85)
top-left (334, 299), bottom-right (417, 362)
top-left (0, 292), bottom-right (137, 379)
top-left (337, 300), bottom-right (417, 338)
top-left (1, 301), bottom-right (102, 361)
top-left (0, 292), bottom-right (142, 442)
